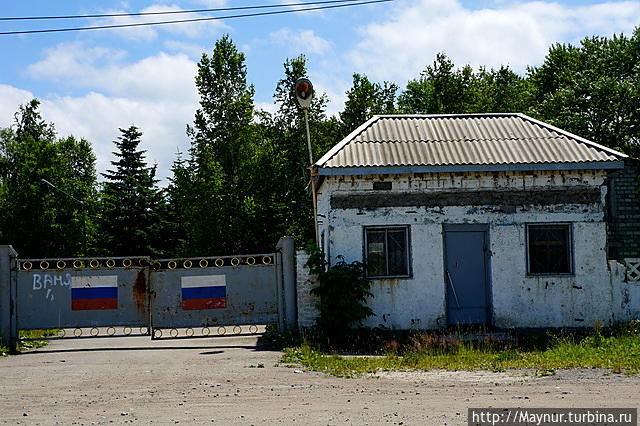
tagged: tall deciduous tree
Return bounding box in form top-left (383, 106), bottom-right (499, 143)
top-left (397, 53), bottom-right (533, 115)
top-left (529, 28), bottom-right (640, 156)
top-left (98, 126), bottom-right (162, 255)
top-left (340, 73), bottom-right (397, 135)
top-left (172, 34), bottom-right (258, 255)
top-left (0, 99), bottom-right (97, 257)
top-left (257, 55), bottom-right (340, 244)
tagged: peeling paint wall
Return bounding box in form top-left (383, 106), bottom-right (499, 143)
top-left (315, 169), bottom-right (619, 329)
top-left (296, 250), bottom-right (319, 328)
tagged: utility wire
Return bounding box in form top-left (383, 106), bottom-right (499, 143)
top-left (0, 0), bottom-right (362, 21)
top-left (0, 0), bottom-right (392, 35)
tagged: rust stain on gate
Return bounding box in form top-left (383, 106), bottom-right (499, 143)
top-left (133, 270), bottom-right (148, 312)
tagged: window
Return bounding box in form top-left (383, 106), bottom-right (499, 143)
top-left (364, 226), bottom-right (410, 277)
top-left (526, 224), bottom-right (573, 275)
top-left (373, 181), bottom-right (392, 191)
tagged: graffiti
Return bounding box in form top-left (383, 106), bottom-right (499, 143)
top-left (31, 273), bottom-right (71, 302)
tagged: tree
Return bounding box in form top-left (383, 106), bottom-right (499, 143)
top-left (172, 34), bottom-right (259, 255)
top-left (340, 73), bottom-right (397, 135)
top-left (98, 126), bottom-right (162, 255)
top-left (0, 100), bottom-right (97, 257)
top-left (398, 53), bottom-right (477, 114)
top-left (528, 28), bottom-right (640, 156)
top-left (256, 55), bottom-right (340, 245)
top-left (397, 53), bottom-right (533, 115)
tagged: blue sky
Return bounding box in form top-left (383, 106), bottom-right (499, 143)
top-left (1, 0), bottom-right (638, 182)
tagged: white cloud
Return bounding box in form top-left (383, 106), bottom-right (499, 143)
top-left (94, 3), bottom-right (227, 41)
top-left (268, 28), bottom-right (332, 55)
top-left (15, 42), bottom-right (204, 182)
top-left (0, 87), bottom-right (194, 184)
top-left (27, 42), bottom-right (198, 103)
top-left (163, 40), bottom-right (206, 59)
top-left (0, 85), bottom-right (36, 129)
top-left (38, 92), bottom-right (194, 183)
top-left (255, 101), bottom-right (278, 115)
top-left (347, 0), bottom-right (640, 81)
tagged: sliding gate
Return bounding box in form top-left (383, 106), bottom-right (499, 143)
top-left (149, 253), bottom-right (281, 338)
top-left (16, 257), bottom-right (150, 336)
top-left (6, 238), bottom-right (296, 345)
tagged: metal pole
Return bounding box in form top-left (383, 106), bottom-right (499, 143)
top-left (303, 109), bottom-right (320, 244)
top-left (304, 109), bottom-right (313, 165)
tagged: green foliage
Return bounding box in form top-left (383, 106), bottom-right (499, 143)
top-left (0, 99), bottom-right (97, 257)
top-left (98, 126), bottom-right (165, 256)
top-left (306, 246), bottom-right (374, 338)
top-left (281, 322), bottom-right (640, 377)
top-left (2, 28), bottom-right (639, 258)
top-left (171, 34), bottom-right (267, 255)
top-left (340, 73), bottom-right (397, 135)
top-left (528, 28), bottom-right (640, 157)
top-left (397, 53), bottom-right (533, 115)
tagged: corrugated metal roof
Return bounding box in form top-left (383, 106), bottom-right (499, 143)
top-left (316, 114), bottom-right (626, 170)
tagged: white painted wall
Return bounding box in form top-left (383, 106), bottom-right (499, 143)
top-left (314, 170), bottom-right (619, 329)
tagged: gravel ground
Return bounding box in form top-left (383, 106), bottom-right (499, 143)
top-left (1, 333), bottom-right (638, 425)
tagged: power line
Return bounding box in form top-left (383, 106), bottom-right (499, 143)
top-left (0, 0), bottom-right (362, 21)
top-left (0, 0), bottom-right (392, 35)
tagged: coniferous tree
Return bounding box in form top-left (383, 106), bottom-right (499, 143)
top-left (98, 126), bottom-right (162, 255)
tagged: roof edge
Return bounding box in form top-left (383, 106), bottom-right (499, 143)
top-left (515, 113), bottom-right (628, 159)
top-left (314, 116), bottom-right (381, 167)
top-left (317, 161), bottom-right (625, 176)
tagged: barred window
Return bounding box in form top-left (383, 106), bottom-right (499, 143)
top-left (365, 226), bottom-right (410, 277)
top-left (527, 224), bottom-right (573, 275)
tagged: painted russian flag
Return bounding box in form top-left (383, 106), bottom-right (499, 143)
top-left (71, 275), bottom-right (118, 311)
top-left (181, 275), bottom-right (226, 310)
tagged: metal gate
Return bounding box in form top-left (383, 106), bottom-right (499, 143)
top-left (1, 237), bottom-right (297, 349)
top-left (15, 257), bottom-right (150, 335)
top-left (149, 253), bottom-right (281, 338)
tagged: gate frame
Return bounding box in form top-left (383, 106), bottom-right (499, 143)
top-left (0, 246), bottom-right (18, 353)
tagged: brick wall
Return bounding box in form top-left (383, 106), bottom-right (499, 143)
top-left (295, 250), bottom-right (319, 329)
top-left (607, 159), bottom-right (640, 260)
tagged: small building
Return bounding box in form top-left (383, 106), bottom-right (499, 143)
top-left (310, 113), bottom-right (634, 329)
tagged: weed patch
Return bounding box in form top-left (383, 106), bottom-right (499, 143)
top-left (280, 322), bottom-right (640, 377)
top-left (1, 330), bottom-right (58, 355)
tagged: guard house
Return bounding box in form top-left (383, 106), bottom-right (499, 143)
top-left (311, 113), bottom-right (629, 329)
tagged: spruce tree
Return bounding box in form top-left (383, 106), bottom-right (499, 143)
top-left (98, 126), bottom-right (161, 255)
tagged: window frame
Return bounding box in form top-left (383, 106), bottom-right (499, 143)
top-left (525, 222), bottom-right (574, 276)
top-left (363, 225), bottom-right (412, 279)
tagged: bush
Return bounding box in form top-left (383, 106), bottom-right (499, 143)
top-left (306, 246), bottom-right (374, 342)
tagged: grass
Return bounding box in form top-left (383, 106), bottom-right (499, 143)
top-left (279, 322), bottom-right (640, 378)
top-left (0, 329), bottom-right (59, 356)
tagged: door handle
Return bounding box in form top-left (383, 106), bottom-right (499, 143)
top-left (446, 270), bottom-right (461, 310)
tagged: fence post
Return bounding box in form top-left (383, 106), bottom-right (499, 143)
top-left (0, 246), bottom-right (18, 353)
top-left (276, 237), bottom-right (297, 330)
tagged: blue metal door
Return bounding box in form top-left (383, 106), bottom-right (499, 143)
top-left (443, 225), bottom-right (490, 325)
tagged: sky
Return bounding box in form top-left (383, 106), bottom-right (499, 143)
top-left (0, 0), bottom-right (638, 182)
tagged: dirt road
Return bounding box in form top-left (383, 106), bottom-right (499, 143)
top-left (1, 334), bottom-right (638, 425)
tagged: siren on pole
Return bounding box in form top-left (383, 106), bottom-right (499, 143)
top-left (295, 77), bottom-right (314, 109)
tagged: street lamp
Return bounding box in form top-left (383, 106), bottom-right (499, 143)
top-left (41, 178), bottom-right (87, 255)
top-left (295, 77), bottom-right (319, 244)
